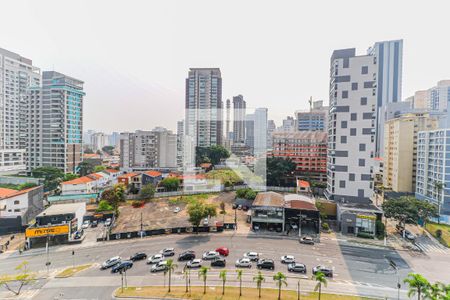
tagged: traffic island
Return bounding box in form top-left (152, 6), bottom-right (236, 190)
top-left (114, 286), bottom-right (376, 299)
top-left (55, 264), bottom-right (92, 278)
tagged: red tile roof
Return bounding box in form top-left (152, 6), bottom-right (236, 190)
top-left (119, 172), bottom-right (139, 179)
top-left (144, 171), bottom-right (162, 177)
top-left (62, 176), bottom-right (95, 185)
top-left (297, 180), bottom-right (310, 188)
top-left (105, 169), bottom-right (119, 173)
top-left (0, 186), bottom-right (40, 199)
top-left (286, 200), bottom-right (318, 211)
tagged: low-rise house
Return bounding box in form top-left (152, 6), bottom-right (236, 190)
top-left (102, 169), bottom-right (120, 184)
top-left (118, 172), bottom-right (140, 188)
top-left (142, 171), bottom-right (162, 186)
top-left (61, 176), bottom-right (96, 195)
top-left (0, 185), bottom-right (44, 234)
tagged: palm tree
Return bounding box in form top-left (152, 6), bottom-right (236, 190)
top-left (165, 259), bottom-right (177, 293)
top-left (404, 273), bottom-right (430, 300)
top-left (182, 266), bottom-right (189, 293)
top-left (273, 272), bottom-right (288, 300)
top-left (219, 270), bottom-right (227, 295)
top-left (434, 181), bottom-right (445, 224)
top-left (253, 271), bottom-right (265, 298)
top-left (198, 266), bottom-right (209, 294)
top-left (424, 282), bottom-right (445, 300)
top-left (236, 269), bottom-right (243, 297)
top-left (313, 271), bottom-right (328, 300)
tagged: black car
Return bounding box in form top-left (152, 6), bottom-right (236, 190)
top-left (257, 259), bottom-right (275, 270)
top-left (130, 252), bottom-right (147, 261)
top-left (91, 220), bottom-right (98, 228)
top-left (111, 260), bottom-right (133, 273)
top-left (288, 263), bottom-right (307, 273)
top-left (211, 257), bottom-right (226, 267)
top-left (232, 203), bottom-right (238, 209)
top-left (178, 251), bottom-right (196, 261)
top-left (312, 265), bottom-right (333, 277)
top-left (74, 229), bottom-right (83, 240)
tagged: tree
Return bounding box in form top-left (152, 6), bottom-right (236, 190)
top-left (263, 157), bottom-right (296, 186)
top-left (93, 165), bottom-right (106, 172)
top-left (183, 266), bottom-right (190, 293)
top-left (139, 184), bottom-right (155, 200)
top-left (198, 266), bottom-right (209, 294)
top-left (32, 167), bottom-right (64, 191)
top-left (63, 173), bottom-right (79, 182)
top-left (97, 200), bottom-right (113, 211)
top-left (219, 270), bottom-right (227, 295)
top-left (78, 161), bottom-right (95, 176)
top-left (84, 148), bottom-right (94, 154)
top-left (101, 183), bottom-right (126, 216)
top-left (434, 181), bottom-right (445, 224)
top-left (404, 273), bottom-right (430, 300)
top-left (236, 269), bottom-right (243, 297)
top-left (195, 145), bottom-right (230, 166)
top-left (273, 272), bottom-right (288, 300)
top-left (102, 146), bottom-right (115, 155)
top-left (382, 196), bottom-right (437, 228)
top-left (160, 177), bottom-right (180, 192)
top-left (187, 200), bottom-right (217, 234)
top-left (0, 261), bottom-right (35, 296)
top-left (253, 271), bottom-right (265, 298)
top-left (424, 282), bottom-right (446, 300)
top-left (313, 271), bottom-right (328, 300)
top-left (165, 259), bottom-right (177, 293)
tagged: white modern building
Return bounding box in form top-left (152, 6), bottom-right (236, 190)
top-left (245, 108), bottom-right (268, 156)
top-left (91, 132), bottom-right (108, 152)
top-left (0, 48), bottom-right (41, 174)
top-left (415, 129), bottom-right (450, 220)
top-left (325, 48), bottom-right (377, 203)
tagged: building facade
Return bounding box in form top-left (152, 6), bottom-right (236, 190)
top-left (91, 132), bottom-right (108, 152)
top-left (185, 68), bottom-right (223, 148)
top-left (383, 113), bottom-right (438, 193)
top-left (416, 129), bottom-right (450, 218)
top-left (272, 131), bottom-right (327, 182)
top-left (232, 95), bottom-right (246, 144)
top-left (325, 48), bottom-right (377, 203)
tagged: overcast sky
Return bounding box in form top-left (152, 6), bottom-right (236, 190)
top-left (1, 0), bottom-right (449, 133)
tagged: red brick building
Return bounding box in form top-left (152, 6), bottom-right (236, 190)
top-left (271, 131), bottom-right (327, 182)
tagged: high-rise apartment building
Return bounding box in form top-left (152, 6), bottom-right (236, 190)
top-left (185, 68), bottom-right (223, 148)
top-left (245, 108), bottom-right (268, 156)
top-left (91, 132), bottom-right (108, 152)
top-left (0, 48), bottom-right (41, 174)
top-left (232, 95), bottom-right (246, 144)
top-left (325, 48), bottom-right (377, 203)
top-left (267, 120), bottom-right (276, 150)
top-left (280, 116), bottom-right (296, 132)
top-left (416, 129), bottom-right (450, 218)
top-left (296, 100), bottom-right (328, 132)
top-left (383, 113), bottom-right (438, 193)
top-left (120, 128), bottom-right (177, 171)
top-left (272, 131), bottom-right (327, 182)
top-left (176, 120), bottom-right (184, 168)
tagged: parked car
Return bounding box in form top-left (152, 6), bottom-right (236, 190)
top-left (173, 207), bottom-right (181, 213)
top-left (215, 247), bottom-right (229, 256)
top-left (281, 255), bottom-right (295, 264)
top-left (203, 218), bottom-right (209, 225)
top-left (186, 259), bottom-right (202, 269)
top-left (403, 230), bottom-right (416, 241)
top-left (178, 251), bottom-right (195, 261)
top-left (242, 205), bottom-right (249, 211)
top-left (160, 248), bottom-right (175, 257)
top-left (74, 230), bottom-right (83, 240)
top-left (81, 220), bottom-right (90, 229)
top-left (101, 256), bottom-right (121, 269)
top-left (257, 259), bottom-right (275, 270)
top-left (211, 257), bottom-right (226, 267)
top-left (91, 220), bottom-right (98, 228)
top-left (232, 203), bottom-right (238, 209)
top-left (244, 252), bottom-right (259, 261)
top-left (151, 261), bottom-right (168, 273)
top-left (112, 260), bottom-right (133, 273)
top-left (235, 258), bottom-right (252, 268)
top-left (105, 218), bottom-right (112, 227)
top-left (202, 251), bottom-right (220, 260)
top-left (290, 223), bottom-right (298, 230)
top-left (312, 265), bottom-right (333, 277)
top-left (130, 252), bottom-right (147, 261)
top-left (147, 254), bottom-right (164, 264)
top-left (288, 263), bottom-right (307, 273)
top-left (299, 236), bottom-right (315, 245)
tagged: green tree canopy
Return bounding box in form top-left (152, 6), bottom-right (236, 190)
top-left (32, 167), bottom-right (64, 191)
top-left (140, 184), bottom-right (155, 200)
top-left (262, 157), bottom-right (296, 187)
top-left (403, 273), bottom-right (430, 300)
top-left (63, 173), bottom-right (79, 182)
top-left (97, 200), bottom-right (113, 211)
top-left (102, 145), bottom-right (115, 155)
top-left (382, 196), bottom-right (438, 226)
top-left (93, 165), bottom-right (106, 172)
top-left (187, 200), bottom-right (217, 233)
top-left (78, 161), bottom-right (95, 176)
top-left (160, 177), bottom-right (180, 192)
top-left (0, 261), bottom-right (35, 296)
top-left (196, 145), bottom-right (230, 166)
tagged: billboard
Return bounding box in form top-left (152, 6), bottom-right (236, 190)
top-left (26, 225), bottom-right (70, 238)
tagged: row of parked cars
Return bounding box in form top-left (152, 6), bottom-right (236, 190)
top-left (100, 246), bottom-right (333, 277)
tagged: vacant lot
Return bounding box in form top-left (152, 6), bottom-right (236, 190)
top-left (112, 192), bottom-right (245, 233)
top-left (426, 222), bottom-right (450, 247)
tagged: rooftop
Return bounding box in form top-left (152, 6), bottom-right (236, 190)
top-left (144, 171), bottom-right (162, 177)
top-left (272, 131), bottom-right (327, 142)
top-left (37, 203), bottom-right (85, 217)
top-left (119, 172), bottom-right (139, 178)
top-left (62, 176), bottom-right (94, 185)
top-left (253, 192), bottom-right (285, 207)
top-left (0, 186), bottom-right (40, 200)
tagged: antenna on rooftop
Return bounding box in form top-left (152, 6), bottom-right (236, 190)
top-left (309, 96), bottom-right (313, 113)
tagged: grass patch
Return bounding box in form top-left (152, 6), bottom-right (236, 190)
top-left (115, 286), bottom-right (375, 300)
top-left (426, 222), bottom-right (450, 247)
top-left (56, 264), bottom-right (92, 278)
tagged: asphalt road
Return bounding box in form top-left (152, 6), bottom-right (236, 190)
top-left (0, 232), bottom-right (421, 299)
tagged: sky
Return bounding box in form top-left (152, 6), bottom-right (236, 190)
top-left (1, 0), bottom-right (450, 133)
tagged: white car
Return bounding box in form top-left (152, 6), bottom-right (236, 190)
top-left (105, 218), bottom-right (112, 227)
top-left (186, 259), bottom-right (202, 268)
top-left (235, 258), bottom-right (252, 268)
top-left (244, 252), bottom-right (259, 261)
top-left (101, 256), bottom-right (121, 269)
top-left (173, 207), bottom-right (181, 213)
top-left (147, 254), bottom-right (164, 264)
top-left (81, 220), bottom-right (90, 229)
top-left (151, 261), bottom-right (168, 272)
top-left (202, 251), bottom-right (220, 260)
top-left (203, 218), bottom-right (209, 225)
top-left (160, 248), bottom-right (175, 257)
top-left (281, 255), bottom-right (295, 264)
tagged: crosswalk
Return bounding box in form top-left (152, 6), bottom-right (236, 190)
top-left (414, 236), bottom-right (449, 254)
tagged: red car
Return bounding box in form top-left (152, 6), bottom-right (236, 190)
top-left (215, 247), bottom-right (229, 256)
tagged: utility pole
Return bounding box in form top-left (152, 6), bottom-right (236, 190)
top-left (45, 234), bottom-right (51, 276)
top-left (140, 211), bottom-right (143, 239)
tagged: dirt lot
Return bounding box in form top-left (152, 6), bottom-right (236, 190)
top-left (112, 192), bottom-right (248, 233)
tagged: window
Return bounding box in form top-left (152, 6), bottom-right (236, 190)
top-left (339, 180), bottom-right (346, 188)
top-left (361, 97), bottom-right (367, 105)
top-left (350, 128), bottom-right (356, 136)
top-left (359, 143), bottom-right (366, 151)
top-left (342, 91), bottom-right (348, 99)
top-left (358, 159), bottom-right (365, 166)
top-left (351, 82), bottom-right (358, 90)
top-left (351, 113), bottom-right (357, 121)
top-left (14, 200), bottom-right (20, 205)
top-left (341, 121), bottom-right (347, 128)
top-left (349, 173), bottom-right (355, 181)
top-left (341, 136), bottom-right (347, 143)
top-left (361, 66), bottom-right (368, 74)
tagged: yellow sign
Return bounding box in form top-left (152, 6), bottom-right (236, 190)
top-left (356, 214), bottom-right (376, 220)
top-left (26, 225), bottom-right (69, 238)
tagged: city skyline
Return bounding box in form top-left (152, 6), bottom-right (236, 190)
top-left (2, 1), bottom-right (450, 132)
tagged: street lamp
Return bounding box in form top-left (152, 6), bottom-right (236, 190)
top-left (388, 258), bottom-right (400, 300)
